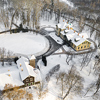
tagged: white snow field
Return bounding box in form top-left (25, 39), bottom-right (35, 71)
top-left (0, 32), bottom-right (49, 56)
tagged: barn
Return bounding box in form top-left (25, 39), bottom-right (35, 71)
top-left (17, 57), bottom-right (41, 86)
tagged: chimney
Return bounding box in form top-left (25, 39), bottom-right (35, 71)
top-left (21, 68), bottom-right (23, 71)
top-left (8, 74), bottom-right (10, 77)
top-left (30, 55), bottom-right (36, 68)
top-left (82, 35), bottom-right (84, 38)
top-left (20, 64), bottom-right (22, 67)
top-left (8, 70), bottom-right (10, 71)
top-left (63, 20), bottom-right (65, 22)
top-left (78, 33), bottom-right (79, 36)
top-left (68, 27), bottom-right (69, 30)
top-left (67, 22), bottom-right (68, 24)
top-left (74, 30), bottom-right (76, 33)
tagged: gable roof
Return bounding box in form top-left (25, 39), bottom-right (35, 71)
top-left (57, 22), bottom-right (72, 29)
top-left (70, 34), bottom-right (86, 46)
top-left (60, 29), bottom-right (90, 46)
top-left (0, 72), bottom-right (24, 90)
top-left (17, 57), bottom-right (41, 82)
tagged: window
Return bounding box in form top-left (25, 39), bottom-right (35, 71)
top-left (87, 45), bottom-right (89, 47)
top-left (28, 83), bottom-right (30, 86)
top-left (84, 46), bottom-right (86, 48)
top-left (30, 78), bottom-right (33, 82)
top-left (26, 83), bottom-right (29, 86)
top-left (81, 46), bottom-right (83, 49)
top-left (74, 45), bottom-right (76, 48)
top-left (31, 82), bottom-right (34, 85)
top-left (26, 79), bottom-right (29, 82)
top-left (78, 47), bottom-right (80, 49)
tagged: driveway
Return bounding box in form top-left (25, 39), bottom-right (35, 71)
top-left (36, 27), bottom-right (62, 60)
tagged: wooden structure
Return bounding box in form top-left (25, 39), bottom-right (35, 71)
top-left (29, 55), bottom-right (36, 68)
top-left (17, 57), bottom-right (41, 87)
top-left (23, 76), bottom-right (35, 86)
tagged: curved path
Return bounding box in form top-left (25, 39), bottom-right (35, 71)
top-left (1, 26), bottom-right (97, 61)
top-left (38, 26), bottom-right (97, 57)
top-left (53, 38), bottom-right (97, 55)
top-left (36, 27), bottom-right (62, 60)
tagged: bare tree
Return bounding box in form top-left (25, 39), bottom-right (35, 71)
top-left (78, 16), bottom-right (85, 33)
top-left (0, 9), bottom-right (10, 29)
top-left (84, 74), bottom-right (100, 100)
top-left (7, 50), bottom-right (13, 65)
top-left (3, 84), bottom-right (33, 100)
top-left (37, 83), bottom-right (48, 100)
top-left (0, 48), bottom-right (6, 66)
top-left (55, 66), bottom-right (84, 100)
top-left (93, 55), bottom-right (100, 76)
top-left (93, 74), bottom-right (100, 95)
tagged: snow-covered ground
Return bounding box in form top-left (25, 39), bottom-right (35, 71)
top-left (45, 28), bottom-right (55, 31)
top-left (0, 32), bottom-right (49, 56)
top-left (61, 0), bottom-right (74, 8)
top-left (0, 2), bottom-right (99, 100)
top-left (0, 62), bottom-right (24, 90)
top-left (0, 19), bottom-right (99, 100)
top-left (35, 15), bottom-right (99, 100)
top-left (49, 32), bottom-right (63, 44)
top-left (36, 51), bottom-right (98, 100)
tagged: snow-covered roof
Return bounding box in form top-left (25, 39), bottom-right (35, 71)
top-left (64, 29), bottom-right (69, 33)
top-left (0, 72), bottom-right (24, 90)
top-left (79, 33), bottom-right (88, 39)
top-left (61, 29), bottom-right (75, 38)
top-left (30, 55), bottom-right (36, 60)
top-left (57, 22), bottom-right (72, 29)
top-left (71, 34), bottom-right (86, 46)
top-left (60, 29), bottom-right (90, 46)
top-left (17, 57), bottom-right (41, 82)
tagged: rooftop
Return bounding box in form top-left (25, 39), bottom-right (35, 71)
top-left (0, 57), bottom-right (41, 90)
top-left (57, 21), bottom-right (72, 29)
top-left (17, 57), bottom-right (41, 82)
top-left (60, 29), bottom-right (90, 46)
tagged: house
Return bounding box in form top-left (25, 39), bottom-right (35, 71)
top-left (56, 21), bottom-right (91, 51)
top-left (56, 21), bottom-right (73, 36)
top-left (17, 57), bottom-right (41, 86)
top-left (0, 56), bottom-right (41, 90)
